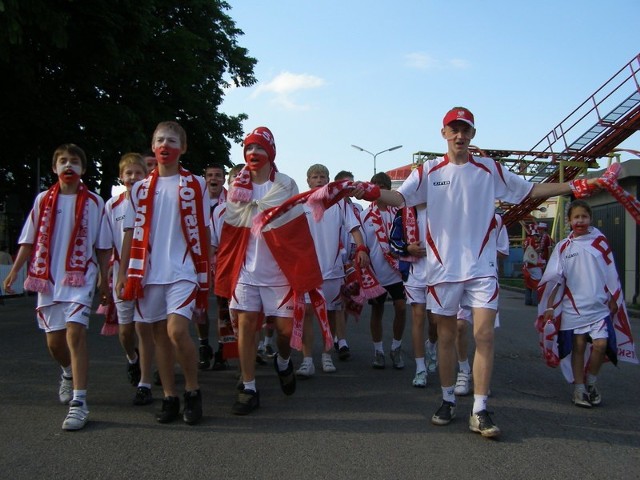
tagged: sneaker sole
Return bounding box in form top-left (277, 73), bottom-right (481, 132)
top-left (431, 415), bottom-right (454, 426)
top-left (469, 425), bottom-right (501, 438)
top-left (413, 382), bottom-right (426, 388)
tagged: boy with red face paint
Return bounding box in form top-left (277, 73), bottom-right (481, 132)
top-left (116, 121), bottom-right (209, 425)
top-left (3, 144), bottom-right (104, 431)
top-left (352, 106), bottom-right (604, 438)
top-left (215, 127), bottom-right (324, 415)
top-left (97, 153), bottom-right (155, 406)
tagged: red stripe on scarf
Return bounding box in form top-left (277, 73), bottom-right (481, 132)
top-left (25, 182), bottom-right (91, 293)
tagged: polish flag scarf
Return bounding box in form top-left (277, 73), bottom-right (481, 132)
top-left (122, 167), bottom-right (210, 309)
top-left (399, 207), bottom-right (419, 263)
top-left (535, 227), bottom-right (637, 381)
top-left (215, 167), bottom-right (329, 351)
top-left (596, 162), bottom-right (640, 224)
top-left (24, 182), bottom-right (90, 293)
top-left (256, 180), bottom-right (386, 302)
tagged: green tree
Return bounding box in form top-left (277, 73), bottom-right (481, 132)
top-left (0, 0), bottom-right (256, 217)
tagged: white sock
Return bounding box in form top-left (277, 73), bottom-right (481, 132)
top-left (138, 382), bottom-right (151, 389)
top-left (264, 336), bottom-right (273, 347)
top-left (302, 356), bottom-right (313, 365)
top-left (127, 352), bottom-right (138, 364)
top-left (243, 380), bottom-right (256, 392)
top-left (575, 383), bottom-right (587, 394)
top-left (458, 359), bottom-right (471, 374)
top-left (338, 339), bottom-right (348, 349)
top-left (442, 386), bottom-right (455, 404)
top-left (472, 394), bottom-right (488, 414)
top-left (373, 342), bottom-right (384, 354)
top-left (586, 373), bottom-right (597, 386)
top-left (391, 338), bottom-right (402, 350)
top-left (426, 340), bottom-right (437, 355)
top-left (276, 355), bottom-right (290, 372)
top-left (61, 365), bottom-right (73, 378)
top-left (72, 390), bottom-right (87, 406)
top-left (415, 357), bottom-right (426, 373)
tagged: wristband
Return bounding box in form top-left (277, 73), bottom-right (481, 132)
top-left (356, 245), bottom-right (369, 254)
top-left (544, 308), bottom-right (554, 313)
top-left (569, 179), bottom-right (596, 199)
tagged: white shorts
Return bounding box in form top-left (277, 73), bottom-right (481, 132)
top-left (115, 300), bottom-right (135, 325)
top-left (573, 318), bottom-right (609, 340)
top-left (427, 277), bottom-right (498, 317)
top-left (36, 302), bottom-right (90, 333)
top-left (134, 281), bottom-right (197, 323)
top-left (230, 283), bottom-right (294, 318)
top-left (405, 285), bottom-right (426, 305)
top-left (304, 278), bottom-right (343, 311)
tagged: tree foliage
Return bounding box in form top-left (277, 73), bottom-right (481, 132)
top-left (0, 0), bottom-right (257, 217)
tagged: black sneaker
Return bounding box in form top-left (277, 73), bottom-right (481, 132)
top-left (156, 396), bottom-right (180, 423)
top-left (199, 344), bottom-right (213, 370)
top-left (183, 390), bottom-right (203, 425)
top-left (231, 389), bottom-right (260, 415)
top-left (431, 400), bottom-right (456, 426)
top-left (338, 345), bottom-right (351, 361)
top-left (127, 351), bottom-right (141, 386)
top-left (211, 350), bottom-right (229, 371)
top-left (274, 354), bottom-right (296, 396)
top-left (255, 354), bottom-right (267, 366)
top-left (133, 386), bottom-right (153, 406)
top-left (469, 410), bottom-right (501, 438)
top-left (264, 345), bottom-right (277, 358)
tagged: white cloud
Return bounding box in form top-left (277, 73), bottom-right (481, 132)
top-left (404, 52), bottom-right (470, 70)
top-left (251, 71), bottom-right (327, 110)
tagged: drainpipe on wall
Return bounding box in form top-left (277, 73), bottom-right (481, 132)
top-left (633, 177), bottom-right (640, 306)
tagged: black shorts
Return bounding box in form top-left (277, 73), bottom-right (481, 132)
top-left (368, 281), bottom-right (406, 306)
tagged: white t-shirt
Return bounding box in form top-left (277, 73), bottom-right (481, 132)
top-left (19, 190), bottom-right (104, 307)
top-left (210, 202), bottom-right (226, 248)
top-left (237, 181), bottom-right (289, 287)
top-left (405, 204), bottom-right (428, 288)
top-left (304, 198), bottom-right (360, 280)
top-left (553, 237), bottom-right (612, 329)
top-left (97, 192), bottom-right (129, 280)
top-left (398, 156), bottom-right (532, 285)
top-left (361, 204), bottom-right (402, 287)
top-left (124, 174), bottom-right (209, 286)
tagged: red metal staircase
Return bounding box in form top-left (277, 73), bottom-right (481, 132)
top-left (501, 53), bottom-right (640, 227)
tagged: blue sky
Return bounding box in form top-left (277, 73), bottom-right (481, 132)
top-left (220, 0), bottom-right (639, 190)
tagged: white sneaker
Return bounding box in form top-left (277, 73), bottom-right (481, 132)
top-left (454, 371), bottom-right (471, 396)
top-left (62, 401), bottom-right (89, 430)
top-left (58, 375), bottom-right (73, 405)
top-left (412, 370), bottom-right (427, 388)
top-left (425, 342), bottom-right (437, 374)
top-left (321, 353), bottom-right (336, 373)
top-left (296, 359), bottom-right (315, 378)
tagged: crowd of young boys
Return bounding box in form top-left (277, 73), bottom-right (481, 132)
top-left (2, 107), bottom-right (621, 438)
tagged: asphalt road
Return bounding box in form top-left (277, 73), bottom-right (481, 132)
top-left (1, 290), bottom-right (639, 480)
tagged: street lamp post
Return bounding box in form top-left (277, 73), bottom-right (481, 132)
top-left (351, 144), bottom-right (403, 176)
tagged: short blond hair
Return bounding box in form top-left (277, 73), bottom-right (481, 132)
top-left (306, 164), bottom-right (329, 178)
top-left (118, 152), bottom-right (147, 176)
top-left (153, 121), bottom-right (187, 149)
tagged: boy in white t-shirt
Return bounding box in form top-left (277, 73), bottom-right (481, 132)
top-left (296, 164), bottom-right (369, 378)
top-left (197, 163), bottom-right (228, 371)
top-left (3, 144), bottom-right (104, 431)
top-left (352, 106), bottom-right (602, 438)
top-left (116, 121), bottom-right (209, 425)
top-left (97, 153), bottom-right (154, 406)
top-left (361, 172), bottom-right (406, 371)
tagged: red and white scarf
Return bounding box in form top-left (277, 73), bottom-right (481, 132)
top-left (365, 203), bottom-right (399, 271)
top-left (399, 207), bottom-right (419, 263)
top-left (122, 167), bottom-right (209, 309)
top-left (215, 167), bottom-right (330, 351)
top-left (535, 227), bottom-right (637, 379)
top-left (597, 162), bottom-right (640, 224)
top-left (24, 182), bottom-right (91, 293)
